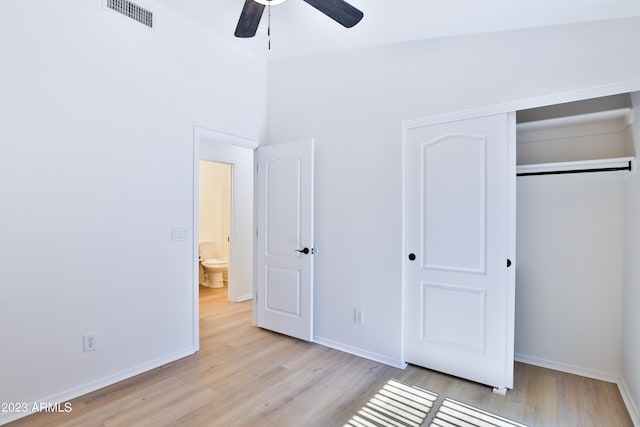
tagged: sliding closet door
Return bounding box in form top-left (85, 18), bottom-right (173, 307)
top-left (403, 112), bottom-right (515, 393)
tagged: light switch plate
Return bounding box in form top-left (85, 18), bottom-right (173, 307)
top-left (171, 228), bottom-right (190, 242)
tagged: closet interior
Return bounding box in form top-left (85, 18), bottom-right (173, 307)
top-left (513, 93), bottom-right (636, 379)
top-left (516, 93), bottom-right (636, 175)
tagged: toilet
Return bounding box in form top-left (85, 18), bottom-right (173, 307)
top-left (199, 241), bottom-right (228, 288)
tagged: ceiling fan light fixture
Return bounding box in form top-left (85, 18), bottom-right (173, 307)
top-left (254, 0), bottom-right (287, 5)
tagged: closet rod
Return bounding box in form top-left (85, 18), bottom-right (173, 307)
top-left (517, 161), bottom-right (632, 177)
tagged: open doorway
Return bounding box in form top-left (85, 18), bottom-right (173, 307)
top-left (193, 127), bottom-right (258, 351)
top-left (198, 161), bottom-right (231, 293)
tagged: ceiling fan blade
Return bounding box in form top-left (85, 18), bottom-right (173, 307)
top-left (303, 0), bottom-right (363, 28)
top-left (234, 0), bottom-right (265, 38)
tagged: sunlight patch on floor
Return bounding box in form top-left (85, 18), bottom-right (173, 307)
top-left (430, 398), bottom-right (527, 427)
top-left (344, 378), bottom-right (439, 427)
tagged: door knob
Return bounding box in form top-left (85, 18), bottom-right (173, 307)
top-left (296, 247), bottom-right (310, 255)
top-left (507, 258), bottom-right (512, 268)
top-left (408, 253), bottom-right (416, 261)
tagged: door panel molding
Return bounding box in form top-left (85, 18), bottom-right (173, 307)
top-left (421, 133), bottom-right (487, 274)
top-left (265, 155), bottom-right (302, 258)
top-left (420, 281), bottom-right (486, 354)
top-left (265, 266), bottom-right (302, 318)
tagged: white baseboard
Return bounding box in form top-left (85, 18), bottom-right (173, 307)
top-left (0, 347), bottom-right (195, 426)
top-left (514, 353), bottom-right (620, 384)
top-left (230, 294), bottom-right (253, 303)
top-left (618, 378), bottom-right (640, 427)
top-left (313, 336), bottom-right (407, 369)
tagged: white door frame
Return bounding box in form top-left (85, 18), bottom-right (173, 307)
top-left (192, 126), bottom-right (258, 351)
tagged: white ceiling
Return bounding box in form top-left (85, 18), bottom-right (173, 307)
top-left (154, 0), bottom-right (640, 57)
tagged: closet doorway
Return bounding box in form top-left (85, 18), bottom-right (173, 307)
top-left (514, 94), bottom-right (634, 379)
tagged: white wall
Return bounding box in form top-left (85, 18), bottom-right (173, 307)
top-left (515, 173), bottom-right (625, 380)
top-left (622, 93), bottom-right (640, 423)
top-left (267, 18), bottom-right (640, 366)
top-left (0, 0), bottom-right (265, 423)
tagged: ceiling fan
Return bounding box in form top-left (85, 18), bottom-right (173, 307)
top-left (234, 0), bottom-right (364, 38)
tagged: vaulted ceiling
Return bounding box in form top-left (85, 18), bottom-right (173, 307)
top-left (154, 0), bottom-right (640, 57)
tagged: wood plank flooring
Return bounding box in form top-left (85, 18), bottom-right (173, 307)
top-left (9, 286), bottom-right (633, 426)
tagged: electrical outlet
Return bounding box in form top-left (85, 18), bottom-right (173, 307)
top-left (83, 334), bottom-right (97, 352)
top-left (354, 309), bottom-right (364, 325)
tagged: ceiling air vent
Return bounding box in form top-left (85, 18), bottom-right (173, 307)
top-left (107, 0), bottom-right (153, 28)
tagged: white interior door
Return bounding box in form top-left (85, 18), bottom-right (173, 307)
top-left (404, 113), bottom-right (515, 393)
top-left (256, 140), bottom-right (314, 341)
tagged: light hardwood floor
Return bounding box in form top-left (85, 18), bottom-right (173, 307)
top-left (9, 286), bottom-right (633, 426)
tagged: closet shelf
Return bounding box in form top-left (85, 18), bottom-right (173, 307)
top-left (516, 108), bottom-right (632, 136)
top-left (516, 156), bottom-right (634, 176)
